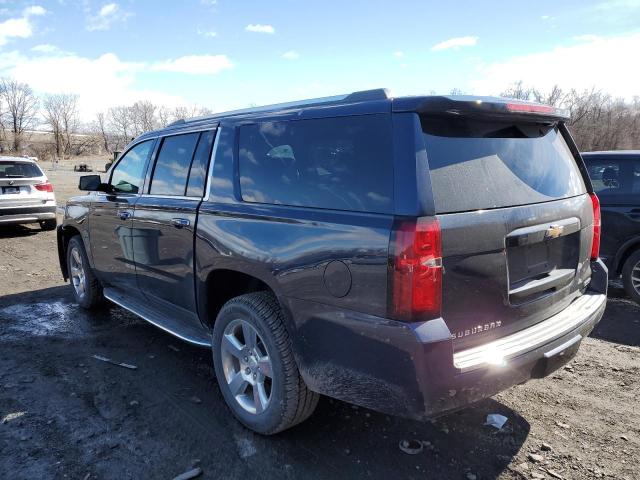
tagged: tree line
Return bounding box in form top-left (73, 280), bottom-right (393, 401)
top-left (1, 76), bottom-right (639, 160)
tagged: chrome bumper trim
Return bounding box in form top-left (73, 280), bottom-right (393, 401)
top-left (453, 293), bottom-right (607, 371)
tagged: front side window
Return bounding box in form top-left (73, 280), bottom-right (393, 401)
top-left (150, 133), bottom-right (200, 196)
top-left (238, 115), bottom-right (393, 213)
top-left (110, 140), bottom-right (154, 194)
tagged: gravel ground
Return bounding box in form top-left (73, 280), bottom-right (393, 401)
top-left (1, 168), bottom-right (639, 480)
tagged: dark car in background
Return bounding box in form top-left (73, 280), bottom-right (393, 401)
top-left (583, 151), bottom-right (640, 303)
top-left (57, 89), bottom-right (607, 434)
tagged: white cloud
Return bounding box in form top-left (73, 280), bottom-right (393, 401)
top-left (245, 24), bottom-right (275, 34)
top-left (151, 54), bottom-right (233, 75)
top-left (281, 50), bottom-right (299, 60)
top-left (0, 49), bottom-right (234, 120)
top-left (573, 34), bottom-right (600, 42)
top-left (197, 28), bottom-right (217, 38)
top-left (31, 43), bottom-right (60, 53)
top-left (23, 6), bottom-right (47, 17)
top-left (431, 36), bottom-right (478, 52)
top-left (0, 6), bottom-right (46, 47)
top-left (470, 32), bottom-right (640, 98)
top-left (393, 51), bottom-right (404, 58)
top-left (87, 2), bottom-right (131, 32)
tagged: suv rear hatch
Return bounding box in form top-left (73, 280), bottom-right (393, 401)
top-left (0, 160), bottom-right (52, 208)
top-left (416, 98), bottom-right (593, 350)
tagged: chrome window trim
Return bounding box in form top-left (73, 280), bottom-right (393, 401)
top-left (202, 126), bottom-right (222, 202)
top-left (139, 194), bottom-right (202, 201)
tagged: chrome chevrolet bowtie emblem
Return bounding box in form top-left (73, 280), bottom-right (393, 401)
top-left (545, 224), bottom-right (564, 239)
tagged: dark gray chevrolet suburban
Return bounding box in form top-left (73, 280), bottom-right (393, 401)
top-left (57, 89), bottom-right (608, 434)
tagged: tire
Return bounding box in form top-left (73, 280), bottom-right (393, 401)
top-left (67, 235), bottom-right (104, 309)
top-left (622, 250), bottom-right (640, 304)
top-left (212, 292), bottom-right (319, 435)
top-left (40, 219), bottom-right (57, 231)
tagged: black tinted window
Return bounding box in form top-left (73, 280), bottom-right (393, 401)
top-left (0, 161), bottom-right (42, 178)
top-left (111, 140), bottom-right (153, 193)
top-left (186, 130), bottom-right (215, 197)
top-left (585, 156), bottom-right (640, 198)
top-left (150, 133), bottom-right (199, 196)
top-left (421, 117), bottom-right (586, 213)
top-left (238, 115), bottom-right (393, 213)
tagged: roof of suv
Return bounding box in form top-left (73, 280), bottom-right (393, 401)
top-left (582, 150), bottom-right (640, 156)
top-left (135, 88), bottom-right (569, 142)
top-left (0, 156), bottom-right (38, 163)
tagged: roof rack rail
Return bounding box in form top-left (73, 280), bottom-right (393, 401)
top-left (166, 88), bottom-right (390, 127)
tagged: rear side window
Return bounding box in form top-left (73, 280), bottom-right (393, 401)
top-left (150, 133), bottom-right (200, 196)
top-left (238, 114), bottom-right (393, 213)
top-left (585, 156), bottom-right (640, 199)
top-left (421, 117), bottom-right (587, 214)
top-left (0, 161), bottom-right (42, 178)
top-left (186, 130), bottom-right (215, 197)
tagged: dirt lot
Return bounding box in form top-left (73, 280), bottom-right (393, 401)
top-left (1, 167), bottom-right (639, 480)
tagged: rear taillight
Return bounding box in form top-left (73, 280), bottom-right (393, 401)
top-left (34, 182), bottom-right (54, 193)
top-left (589, 193), bottom-right (601, 260)
top-left (506, 102), bottom-right (555, 114)
top-left (388, 217), bottom-right (442, 321)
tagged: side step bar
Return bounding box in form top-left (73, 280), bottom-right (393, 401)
top-left (104, 287), bottom-right (211, 347)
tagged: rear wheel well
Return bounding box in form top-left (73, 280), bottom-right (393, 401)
top-left (204, 270), bottom-right (274, 327)
top-left (616, 240), bottom-right (640, 275)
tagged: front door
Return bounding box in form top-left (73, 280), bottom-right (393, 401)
top-left (90, 139), bottom-right (155, 290)
top-left (132, 130), bottom-right (216, 316)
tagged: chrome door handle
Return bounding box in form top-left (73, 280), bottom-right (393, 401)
top-left (171, 218), bottom-right (190, 228)
top-left (118, 211), bottom-right (132, 221)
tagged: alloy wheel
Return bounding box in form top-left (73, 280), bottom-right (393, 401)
top-left (69, 247), bottom-right (86, 298)
top-left (220, 319), bottom-right (273, 414)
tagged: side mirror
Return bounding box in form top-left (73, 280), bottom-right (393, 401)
top-left (79, 175), bottom-right (110, 192)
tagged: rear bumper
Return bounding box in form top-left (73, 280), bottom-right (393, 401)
top-left (290, 259), bottom-right (608, 420)
top-left (0, 205), bottom-right (56, 225)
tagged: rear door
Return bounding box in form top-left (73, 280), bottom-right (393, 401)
top-left (132, 129), bottom-right (216, 319)
top-left (420, 115), bottom-right (592, 349)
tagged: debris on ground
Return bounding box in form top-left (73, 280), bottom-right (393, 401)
top-left (172, 467), bottom-right (203, 480)
top-left (527, 453), bottom-right (544, 463)
top-left (168, 345), bottom-right (180, 352)
top-left (484, 413), bottom-right (508, 430)
top-left (92, 354), bottom-right (138, 370)
top-left (541, 442), bottom-right (553, 451)
top-left (190, 396), bottom-right (202, 404)
top-left (399, 439), bottom-right (424, 455)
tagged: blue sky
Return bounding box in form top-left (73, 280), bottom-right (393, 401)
top-left (1, 0), bottom-right (639, 119)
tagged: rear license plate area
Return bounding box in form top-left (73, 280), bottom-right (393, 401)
top-left (2, 186), bottom-right (20, 194)
top-left (506, 219), bottom-right (581, 304)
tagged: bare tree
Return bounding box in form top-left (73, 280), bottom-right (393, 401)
top-left (94, 112), bottom-right (110, 153)
top-left (107, 105), bottom-right (134, 150)
top-left (130, 100), bottom-right (157, 135)
top-left (42, 93), bottom-right (79, 157)
top-left (0, 78), bottom-right (39, 151)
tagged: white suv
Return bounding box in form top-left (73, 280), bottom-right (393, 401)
top-left (0, 156), bottom-right (57, 230)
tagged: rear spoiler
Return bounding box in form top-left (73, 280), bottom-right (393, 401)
top-left (393, 95), bottom-right (570, 122)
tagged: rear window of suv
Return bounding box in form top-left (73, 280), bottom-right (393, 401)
top-left (421, 117), bottom-right (587, 214)
top-left (238, 114), bottom-right (393, 213)
top-left (0, 161), bottom-right (43, 178)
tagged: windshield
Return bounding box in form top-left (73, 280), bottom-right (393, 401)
top-left (0, 161), bottom-right (43, 179)
top-left (421, 117), bottom-right (587, 214)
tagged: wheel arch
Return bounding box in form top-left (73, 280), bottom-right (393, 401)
top-left (58, 225), bottom-right (82, 280)
top-left (613, 236), bottom-right (640, 275)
